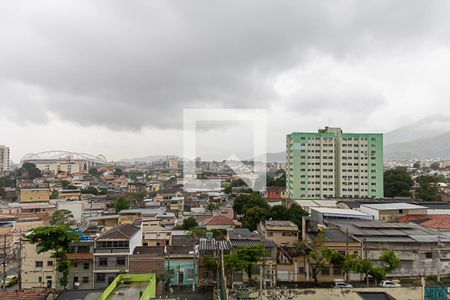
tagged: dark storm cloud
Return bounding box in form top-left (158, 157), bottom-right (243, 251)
top-left (0, 0), bottom-right (449, 129)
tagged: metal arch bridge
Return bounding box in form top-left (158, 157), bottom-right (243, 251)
top-left (21, 151), bottom-right (108, 164)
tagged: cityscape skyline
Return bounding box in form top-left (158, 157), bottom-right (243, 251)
top-left (2, 2), bottom-right (450, 161)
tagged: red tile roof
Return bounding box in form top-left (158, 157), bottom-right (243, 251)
top-left (203, 215), bottom-right (235, 226)
top-left (398, 214), bottom-right (450, 229)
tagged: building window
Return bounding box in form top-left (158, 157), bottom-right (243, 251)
top-left (82, 276), bottom-right (89, 283)
top-left (425, 252), bottom-right (432, 259)
top-left (116, 257), bottom-right (126, 266)
top-left (47, 261), bottom-right (54, 266)
top-left (73, 276), bottom-right (79, 283)
top-left (83, 263), bottom-right (90, 270)
top-left (38, 276), bottom-right (42, 283)
top-left (298, 267), bottom-right (305, 274)
top-left (334, 267), bottom-right (342, 275)
top-left (99, 257), bottom-right (108, 266)
top-left (35, 261), bottom-right (43, 268)
top-left (321, 266), bottom-right (330, 275)
top-left (96, 273), bottom-right (105, 282)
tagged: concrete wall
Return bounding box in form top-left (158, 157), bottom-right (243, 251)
top-left (262, 287), bottom-right (423, 300)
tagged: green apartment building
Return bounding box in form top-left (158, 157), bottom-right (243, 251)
top-left (286, 127), bottom-right (383, 200)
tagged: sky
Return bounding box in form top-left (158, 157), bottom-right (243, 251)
top-left (1, 0), bottom-right (450, 162)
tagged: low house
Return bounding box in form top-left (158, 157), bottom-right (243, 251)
top-left (277, 228), bottom-right (363, 283)
top-left (20, 238), bottom-right (57, 289)
top-left (258, 220), bottom-right (299, 246)
top-left (93, 224), bottom-right (142, 288)
top-left (327, 219), bottom-right (450, 278)
top-left (143, 225), bottom-right (172, 246)
top-left (129, 246), bottom-right (198, 288)
top-left (67, 239), bottom-right (95, 289)
top-left (359, 203), bottom-right (427, 222)
top-left (203, 215), bottom-right (237, 231)
top-left (398, 214), bottom-right (450, 231)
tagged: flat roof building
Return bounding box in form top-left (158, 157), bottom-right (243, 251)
top-left (359, 203), bottom-right (427, 222)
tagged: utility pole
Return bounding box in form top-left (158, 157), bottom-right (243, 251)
top-left (437, 227), bottom-right (441, 283)
top-left (18, 237), bottom-right (22, 290)
top-left (259, 264), bottom-right (263, 300)
top-left (2, 235), bottom-right (6, 290)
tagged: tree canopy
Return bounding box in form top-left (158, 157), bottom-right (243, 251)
top-left (28, 226), bottom-right (80, 287)
top-left (18, 163), bottom-right (42, 179)
top-left (50, 209), bottom-right (75, 226)
top-left (182, 217), bottom-right (198, 230)
top-left (113, 196), bottom-right (130, 213)
top-left (416, 175), bottom-right (440, 201)
top-left (224, 244), bottom-right (267, 286)
top-left (384, 167), bottom-right (414, 197)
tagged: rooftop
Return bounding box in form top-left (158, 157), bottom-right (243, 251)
top-left (203, 215), bottom-right (235, 226)
top-left (228, 228), bottom-right (261, 239)
top-left (264, 220), bottom-right (298, 229)
top-left (327, 219), bottom-right (450, 243)
top-left (97, 224), bottom-right (140, 240)
top-left (312, 207), bottom-right (372, 217)
top-left (360, 203), bottom-right (426, 210)
top-left (398, 214), bottom-right (450, 229)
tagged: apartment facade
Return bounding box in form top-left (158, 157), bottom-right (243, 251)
top-left (0, 145), bottom-right (9, 174)
top-left (19, 188), bottom-right (51, 202)
top-left (20, 239), bottom-right (58, 289)
top-left (286, 127), bottom-right (383, 200)
top-left (93, 224), bottom-right (142, 288)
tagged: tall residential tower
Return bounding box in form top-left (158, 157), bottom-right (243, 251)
top-left (0, 145), bottom-right (10, 174)
top-left (286, 127), bottom-right (383, 199)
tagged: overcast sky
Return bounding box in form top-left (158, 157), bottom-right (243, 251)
top-left (1, 1), bottom-right (450, 162)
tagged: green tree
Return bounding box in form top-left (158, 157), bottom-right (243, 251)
top-left (355, 258), bottom-right (374, 287)
top-left (242, 206), bottom-right (267, 230)
top-left (265, 204), bottom-right (308, 229)
top-left (380, 249), bottom-right (400, 274)
top-left (369, 266), bottom-right (387, 284)
top-left (286, 203), bottom-right (308, 228)
top-left (81, 186), bottom-right (99, 195)
top-left (60, 180), bottom-right (70, 189)
top-left (267, 169), bottom-right (286, 187)
top-left (88, 167), bottom-right (99, 176)
top-left (416, 175), bottom-right (440, 201)
top-left (233, 192), bottom-right (269, 215)
top-left (18, 163), bottom-right (42, 179)
top-left (384, 167), bottom-right (414, 197)
top-left (27, 226), bottom-right (80, 287)
top-left (223, 184), bottom-right (232, 194)
top-left (50, 209), bottom-right (75, 226)
top-left (182, 217), bottom-right (198, 230)
top-left (225, 245), bottom-right (267, 286)
top-left (430, 162), bottom-right (441, 170)
top-left (114, 168), bottom-right (124, 176)
top-left (49, 189), bottom-right (59, 199)
top-left (266, 205), bottom-right (289, 220)
top-left (206, 202), bottom-right (220, 213)
top-left (113, 197), bottom-right (130, 213)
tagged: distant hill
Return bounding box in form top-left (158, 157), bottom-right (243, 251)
top-left (385, 131), bottom-right (450, 160)
top-left (384, 114), bottom-right (450, 145)
top-left (119, 154), bottom-right (179, 163)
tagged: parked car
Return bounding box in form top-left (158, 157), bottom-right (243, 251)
top-left (0, 275), bottom-right (18, 287)
top-left (380, 280), bottom-right (401, 288)
top-left (332, 279), bottom-right (353, 288)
